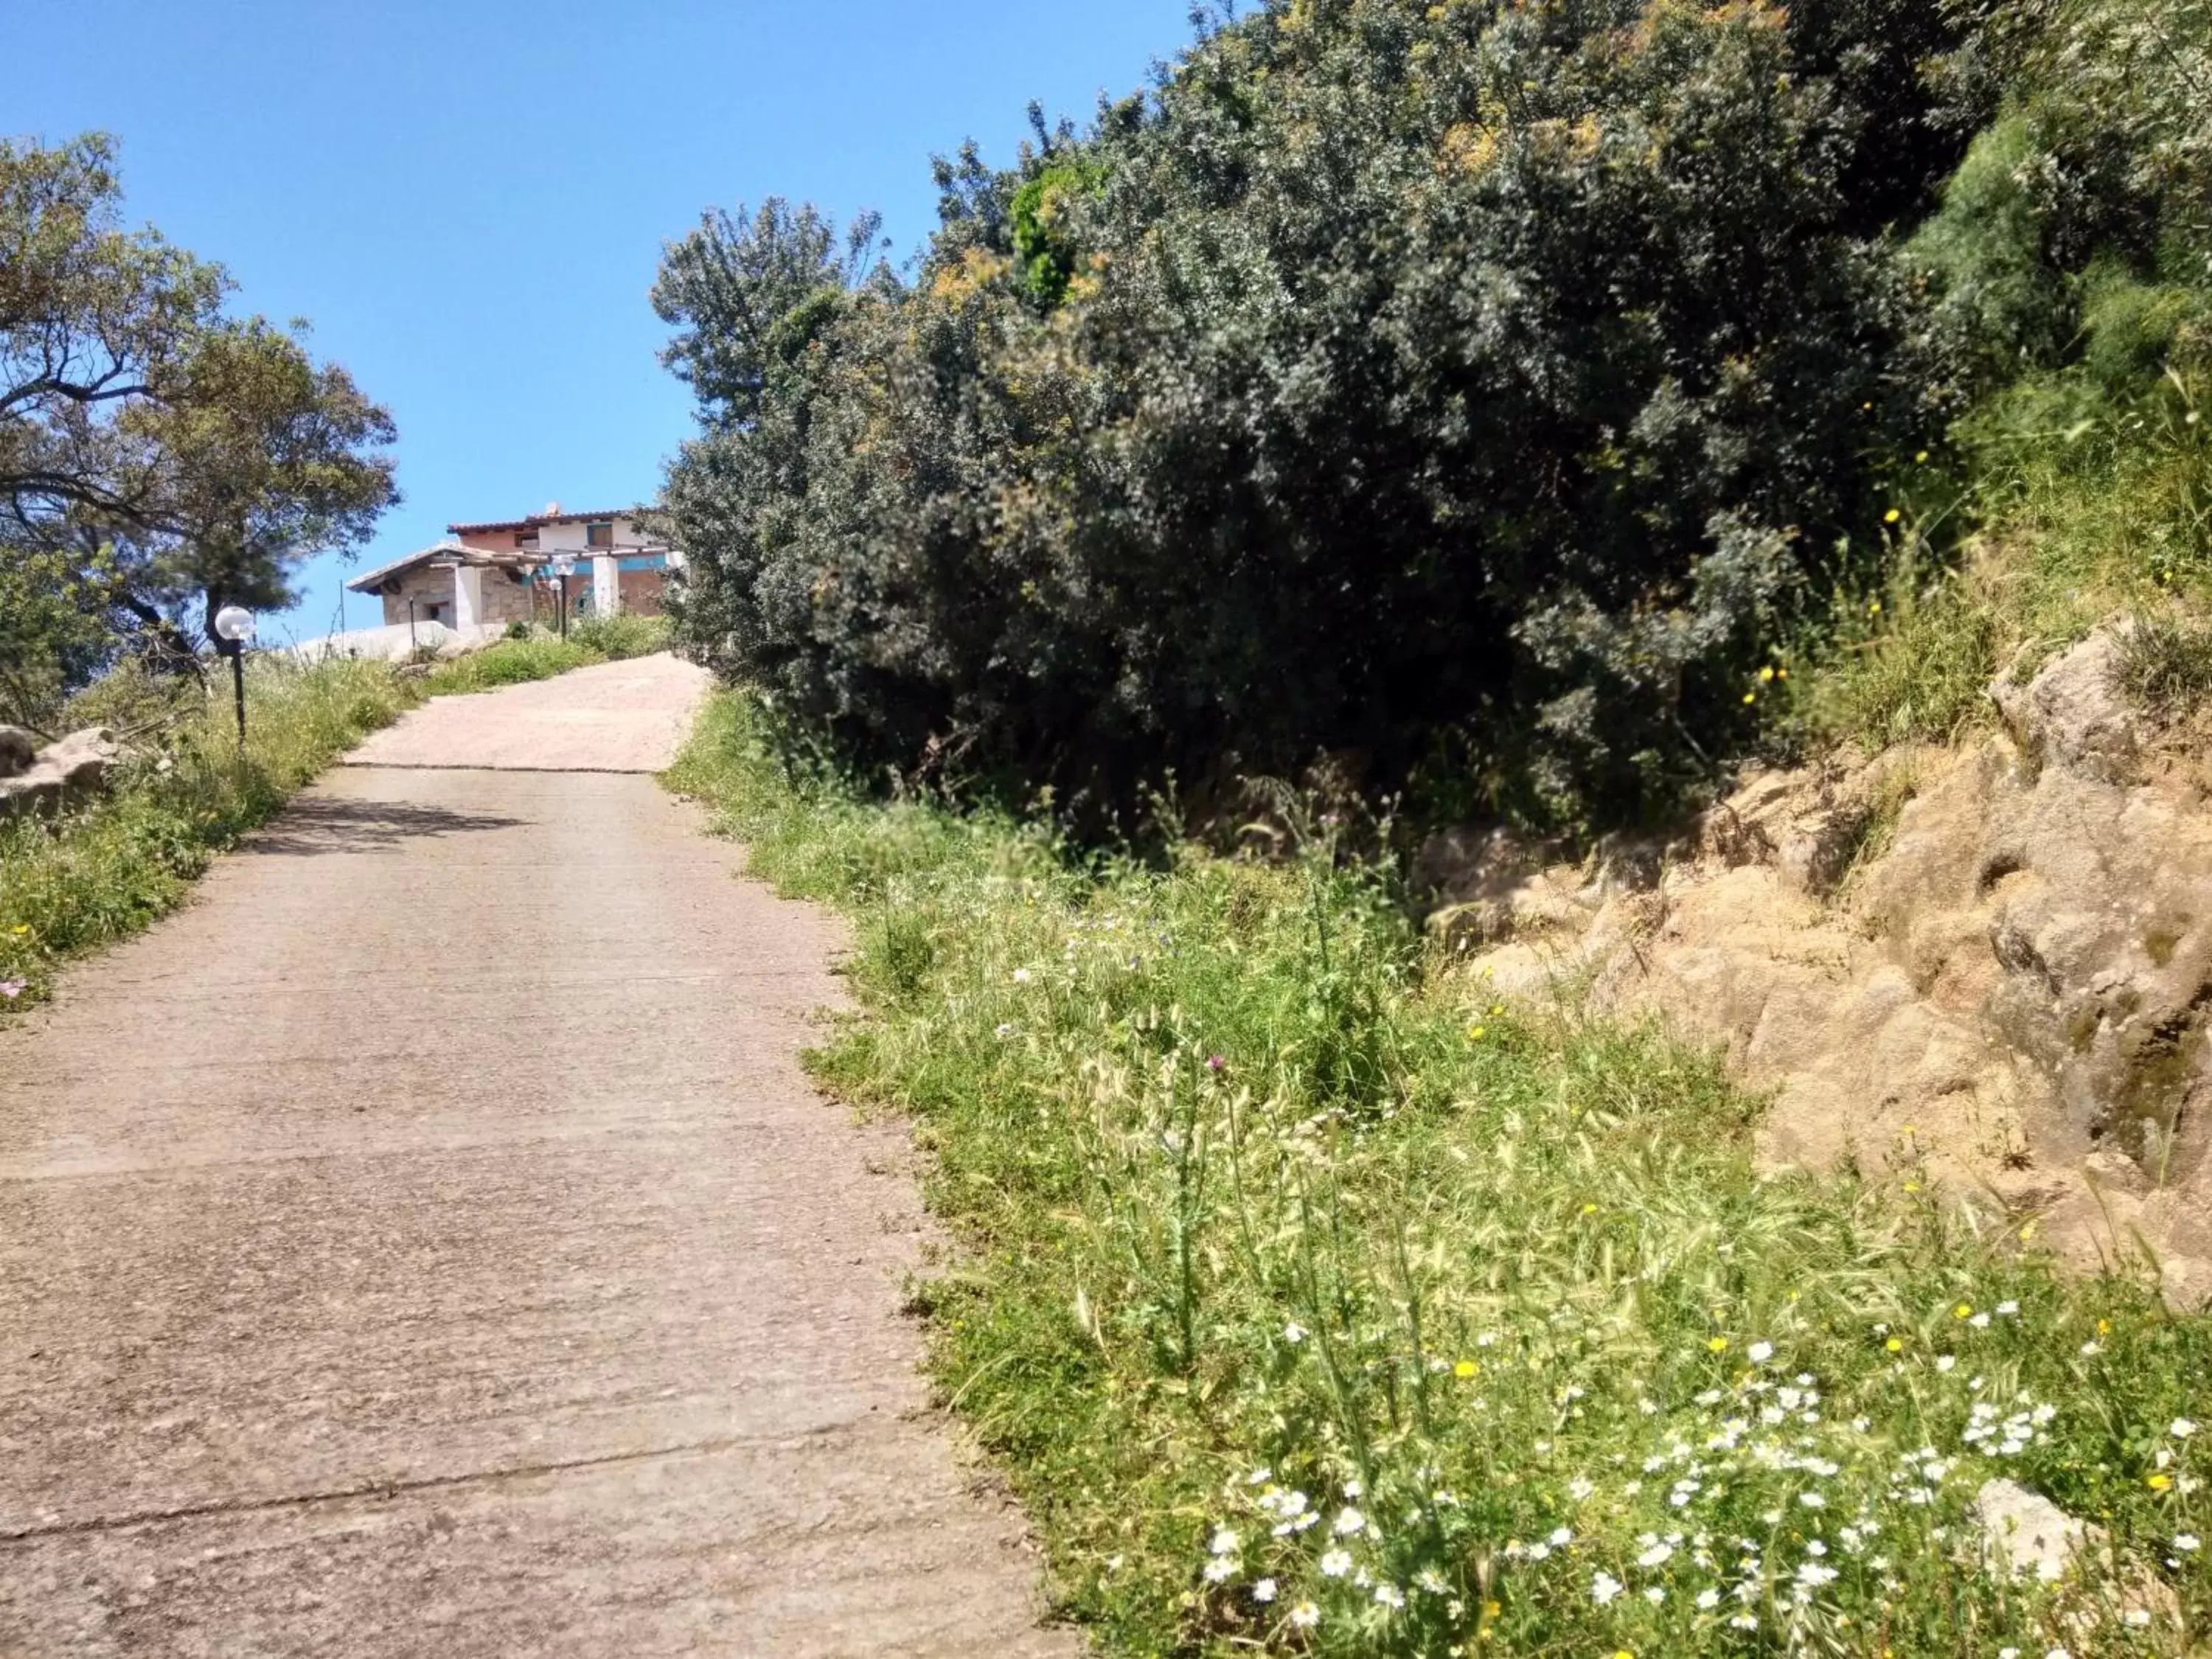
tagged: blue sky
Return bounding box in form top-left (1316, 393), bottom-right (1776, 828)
top-left (9, 0), bottom-right (1199, 642)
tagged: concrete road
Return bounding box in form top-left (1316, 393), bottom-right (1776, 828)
top-left (0, 655), bottom-right (1077, 1658)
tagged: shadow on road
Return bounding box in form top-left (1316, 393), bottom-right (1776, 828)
top-left (245, 796), bottom-right (528, 858)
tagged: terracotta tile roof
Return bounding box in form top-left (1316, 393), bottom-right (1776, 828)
top-left (446, 507), bottom-right (641, 535)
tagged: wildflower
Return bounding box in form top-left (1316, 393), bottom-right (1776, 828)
top-left (0, 978), bottom-right (23, 999)
top-left (1468, 1024), bottom-right (1487, 1040)
top-left (1590, 1572), bottom-right (1624, 1605)
top-left (1333, 1507), bottom-right (1366, 1537)
top-left (1636, 1540), bottom-right (1674, 1568)
top-left (2149, 1474), bottom-right (2173, 1491)
top-left (1747, 1340), bottom-right (1773, 1363)
top-left (1206, 1054), bottom-right (1225, 1072)
top-left (1454, 1359), bottom-right (1480, 1379)
top-left (1320, 1549), bottom-right (1353, 1578)
top-left (2173, 1418), bottom-right (2198, 1439)
top-left (1644, 1586), bottom-right (1666, 1605)
top-left (1568, 1476), bottom-right (1596, 1501)
top-left (2174, 1533), bottom-right (2199, 1551)
top-left (1252, 1578), bottom-right (1277, 1603)
top-left (1935, 1355), bottom-right (1956, 1372)
top-left (1011, 967), bottom-right (1032, 984)
top-left (1884, 508), bottom-right (1902, 524)
top-left (1288, 1600), bottom-right (1321, 1629)
top-left (1283, 1321), bottom-right (1307, 1344)
top-left (1708, 1337), bottom-right (1728, 1353)
top-left (1885, 1338), bottom-right (1903, 1353)
top-left (1759, 667), bottom-right (1775, 684)
top-left (992, 1022), bottom-right (1015, 1039)
top-left (2079, 1340), bottom-right (2102, 1356)
top-left (1209, 1528), bottom-right (1239, 1557)
top-left (1374, 1583), bottom-right (1406, 1610)
top-left (1996, 1300), bottom-right (2019, 1315)
top-left (1203, 1556), bottom-right (1237, 1583)
top-left (1697, 1587), bottom-right (1720, 1610)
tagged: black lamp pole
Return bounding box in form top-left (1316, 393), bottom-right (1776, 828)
top-left (229, 643), bottom-right (247, 747)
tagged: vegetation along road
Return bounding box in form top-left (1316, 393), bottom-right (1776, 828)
top-left (0, 655), bottom-right (1076, 1658)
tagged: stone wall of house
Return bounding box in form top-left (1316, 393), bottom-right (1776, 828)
top-left (478, 568), bottom-right (538, 625)
top-left (377, 566), bottom-right (460, 628)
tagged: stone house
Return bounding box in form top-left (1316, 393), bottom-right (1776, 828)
top-left (345, 506), bottom-right (681, 632)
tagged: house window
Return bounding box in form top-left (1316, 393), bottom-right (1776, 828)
top-left (585, 521), bottom-right (613, 549)
top-left (425, 603), bottom-right (445, 623)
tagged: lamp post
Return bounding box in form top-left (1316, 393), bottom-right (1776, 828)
top-left (549, 552), bottom-right (577, 640)
top-left (212, 605), bottom-right (257, 748)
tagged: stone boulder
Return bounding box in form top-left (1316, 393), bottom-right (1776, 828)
top-left (0, 728), bottom-right (121, 821)
top-left (0, 726), bottom-right (37, 779)
top-left (1441, 623), bottom-right (2212, 1307)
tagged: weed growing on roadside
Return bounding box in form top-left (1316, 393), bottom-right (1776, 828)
top-left (668, 691), bottom-right (2212, 1656)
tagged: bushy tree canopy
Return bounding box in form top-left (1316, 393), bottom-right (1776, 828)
top-left (661, 0), bottom-right (1994, 827)
top-left (0, 135), bottom-right (397, 725)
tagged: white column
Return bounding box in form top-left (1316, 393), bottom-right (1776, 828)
top-left (591, 553), bottom-right (619, 616)
top-left (452, 565), bottom-right (484, 632)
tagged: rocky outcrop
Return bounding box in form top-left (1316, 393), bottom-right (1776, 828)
top-left (0, 728), bottom-right (122, 821)
top-left (1427, 630), bottom-right (2212, 1307)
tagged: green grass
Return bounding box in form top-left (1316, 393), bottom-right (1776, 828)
top-left (1806, 353), bottom-right (2212, 751)
top-left (669, 689), bottom-right (2212, 1658)
top-left (0, 655), bottom-right (414, 1006)
top-left (417, 613), bottom-right (672, 695)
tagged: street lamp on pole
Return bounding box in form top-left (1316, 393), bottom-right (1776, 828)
top-left (549, 552), bottom-right (577, 640)
top-left (212, 605), bottom-right (257, 748)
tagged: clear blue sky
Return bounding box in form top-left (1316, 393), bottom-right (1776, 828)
top-left (8, 0), bottom-right (1199, 643)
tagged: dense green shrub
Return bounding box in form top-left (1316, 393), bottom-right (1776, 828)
top-left (659, 0), bottom-right (1985, 830)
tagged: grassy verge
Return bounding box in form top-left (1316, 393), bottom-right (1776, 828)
top-left (669, 689), bottom-right (2211, 1658)
top-left (0, 655), bottom-right (413, 1006)
top-left (419, 613), bottom-right (672, 695)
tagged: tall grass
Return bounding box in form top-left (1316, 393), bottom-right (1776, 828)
top-left (1809, 350), bottom-right (2212, 750)
top-left (0, 655), bottom-right (414, 1004)
top-left (417, 612), bottom-right (672, 695)
top-left (669, 689), bottom-right (2211, 1657)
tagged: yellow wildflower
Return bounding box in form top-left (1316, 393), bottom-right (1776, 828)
top-left (1455, 1359), bottom-right (1481, 1379)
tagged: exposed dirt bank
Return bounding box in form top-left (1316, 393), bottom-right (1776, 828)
top-left (1425, 630), bottom-right (2212, 1308)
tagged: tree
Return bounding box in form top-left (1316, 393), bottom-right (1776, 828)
top-left (0, 134), bottom-right (397, 709)
top-left (0, 133), bottom-right (223, 534)
top-left (114, 319), bottom-right (398, 642)
top-left (661, 0), bottom-right (1982, 829)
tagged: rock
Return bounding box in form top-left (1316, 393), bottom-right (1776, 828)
top-left (0, 726), bottom-right (37, 779)
top-left (1975, 1478), bottom-right (2098, 1584)
top-left (1989, 630), bottom-right (2141, 785)
top-left (1447, 625), bottom-right (2212, 1296)
top-left (0, 728), bottom-right (121, 821)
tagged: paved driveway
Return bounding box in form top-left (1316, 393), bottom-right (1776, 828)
top-left (0, 655), bottom-right (1076, 1658)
